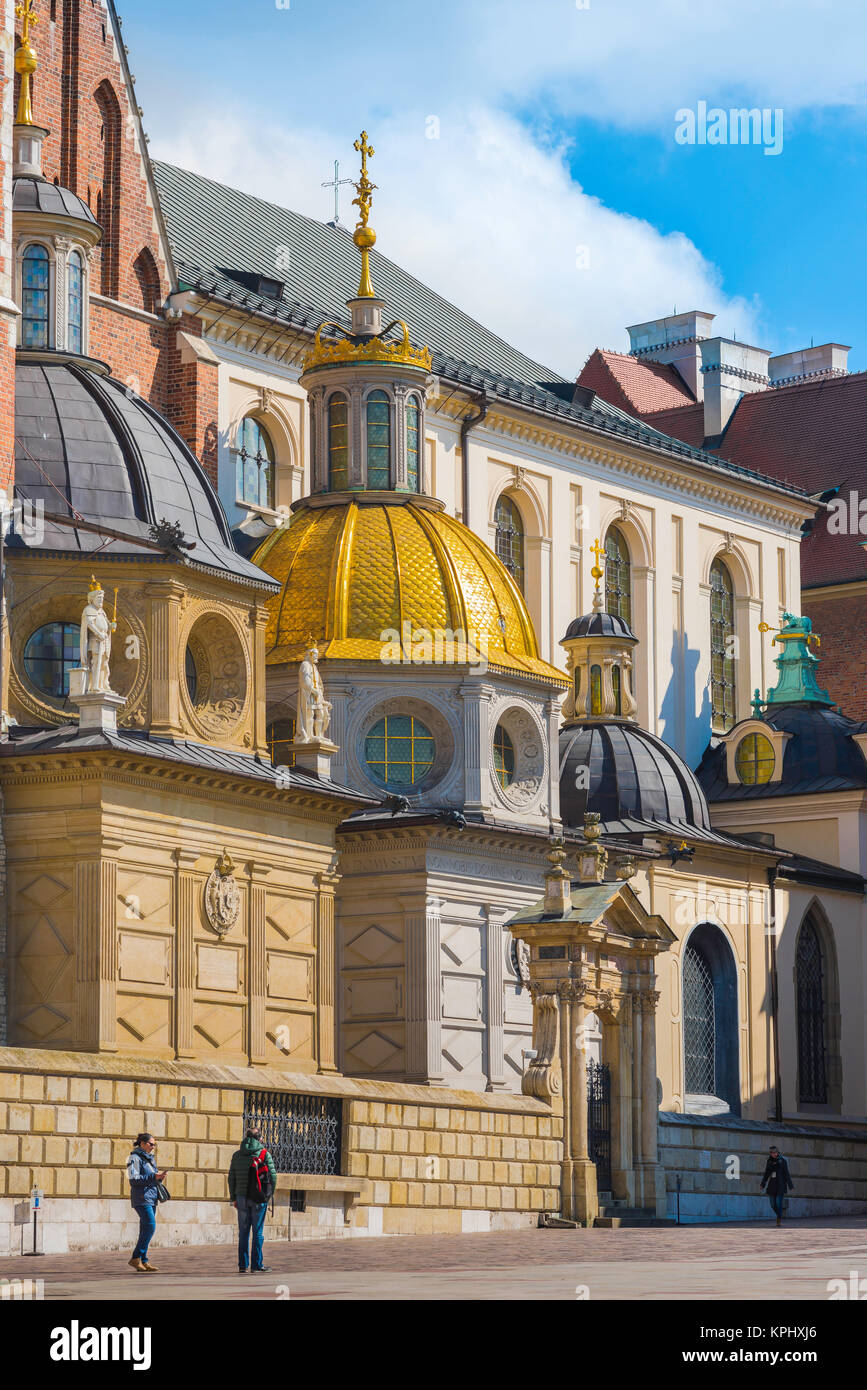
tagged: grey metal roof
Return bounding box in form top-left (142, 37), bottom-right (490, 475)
top-left (696, 704), bottom-right (867, 802)
top-left (152, 162), bottom-right (811, 505)
top-left (13, 175), bottom-right (98, 226)
top-left (12, 359), bottom-right (276, 589)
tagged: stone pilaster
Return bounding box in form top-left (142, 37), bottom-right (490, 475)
top-left (173, 849), bottom-right (199, 1059)
top-left (460, 682), bottom-right (495, 812)
top-left (250, 602), bottom-right (269, 756)
top-left (74, 857), bottom-right (118, 1050)
top-left (147, 579), bottom-right (185, 736)
top-left (404, 895), bottom-right (442, 1083)
top-left (315, 870), bottom-right (339, 1073)
top-left (484, 906), bottom-right (506, 1090)
top-left (248, 877), bottom-right (267, 1066)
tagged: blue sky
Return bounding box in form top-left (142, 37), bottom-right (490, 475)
top-left (121, 0), bottom-right (867, 376)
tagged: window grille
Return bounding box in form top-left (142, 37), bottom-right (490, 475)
top-left (796, 918), bottom-right (827, 1104)
top-left (243, 1091), bottom-right (343, 1176)
top-left (710, 558), bottom-right (736, 731)
top-left (604, 526), bottom-right (631, 623)
top-left (494, 495), bottom-right (524, 591)
top-left (683, 943), bottom-right (716, 1094)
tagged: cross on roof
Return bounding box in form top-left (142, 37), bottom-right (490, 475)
top-left (321, 159), bottom-right (354, 224)
top-left (16, 0), bottom-right (39, 43)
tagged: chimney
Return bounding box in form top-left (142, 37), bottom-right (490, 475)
top-left (699, 337), bottom-right (770, 440)
top-left (626, 310), bottom-right (716, 401)
top-left (768, 343), bottom-right (850, 388)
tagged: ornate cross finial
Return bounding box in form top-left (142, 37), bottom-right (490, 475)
top-left (16, 0), bottom-right (39, 42)
top-left (590, 536), bottom-right (605, 602)
top-left (15, 0), bottom-right (40, 126)
top-left (351, 130), bottom-right (378, 297)
top-left (321, 159), bottom-right (353, 224)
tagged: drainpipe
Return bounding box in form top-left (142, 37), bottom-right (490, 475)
top-left (459, 391), bottom-right (488, 528)
top-left (767, 865), bottom-right (783, 1122)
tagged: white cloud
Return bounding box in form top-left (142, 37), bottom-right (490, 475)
top-left (155, 106), bottom-right (758, 377)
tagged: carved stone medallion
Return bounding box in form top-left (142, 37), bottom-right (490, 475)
top-left (204, 850), bottom-right (241, 937)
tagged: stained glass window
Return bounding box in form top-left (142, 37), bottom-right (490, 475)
top-left (493, 723), bottom-right (515, 788)
top-left (495, 495), bottom-right (524, 591)
top-left (364, 714), bottom-right (435, 789)
top-left (22, 243), bottom-right (50, 349)
top-left (683, 942), bottom-right (716, 1095)
top-left (328, 394), bottom-right (349, 492)
top-left (590, 664), bottom-right (603, 716)
top-left (735, 732), bottom-right (775, 785)
top-left (235, 417), bottom-right (274, 509)
top-left (366, 390), bottom-right (390, 489)
top-left (604, 526), bottom-right (631, 623)
top-left (796, 917), bottom-right (827, 1104)
top-left (68, 250), bottom-right (83, 354)
top-left (406, 396), bottom-right (420, 492)
top-left (24, 621), bottom-right (80, 697)
top-left (710, 558), bottom-right (736, 731)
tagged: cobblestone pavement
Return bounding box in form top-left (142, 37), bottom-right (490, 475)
top-left (2, 1217), bottom-right (867, 1300)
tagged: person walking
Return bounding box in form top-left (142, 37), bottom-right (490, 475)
top-left (227, 1126), bottom-right (277, 1273)
top-left (760, 1144), bottom-right (794, 1227)
top-left (126, 1132), bottom-right (167, 1271)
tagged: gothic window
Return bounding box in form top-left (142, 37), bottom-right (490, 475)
top-left (495, 495), bottom-right (524, 591)
top-left (94, 81), bottom-right (121, 298)
top-left (366, 390), bottom-right (391, 489)
top-left (683, 941), bottom-right (716, 1095)
top-left (22, 243), bottom-right (50, 349)
top-left (604, 526), bottom-right (631, 623)
top-left (67, 250), bottom-right (84, 354)
top-left (796, 916), bottom-right (827, 1105)
top-left (406, 395), bottom-right (421, 492)
top-left (234, 417), bottom-right (274, 509)
top-left (328, 394), bottom-right (349, 492)
top-left (735, 731), bottom-right (775, 785)
top-left (23, 621), bottom-right (80, 697)
top-left (710, 558), bottom-right (736, 732)
top-left (493, 723), bottom-right (515, 788)
top-left (364, 714), bottom-right (435, 790)
top-left (267, 717), bottom-right (297, 770)
top-left (132, 247), bottom-right (161, 316)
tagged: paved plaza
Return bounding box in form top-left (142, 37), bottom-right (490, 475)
top-left (2, 1216), bottom-right (867, 1301)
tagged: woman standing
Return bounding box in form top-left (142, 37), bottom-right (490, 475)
top-left (126, 1132), bottom-right (167, 1271)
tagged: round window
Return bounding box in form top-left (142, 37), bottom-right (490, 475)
top-left (493, 723), bottom-right (515, 788)
top-left (364, 714), bottom-right (435, 789)
top-left (23, 621), bottom-right (80, 696)
top-left (734, 732), bottom-right (775, 785)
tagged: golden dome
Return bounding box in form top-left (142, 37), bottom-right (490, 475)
top-left (254, 497), bottom-right (568, 684)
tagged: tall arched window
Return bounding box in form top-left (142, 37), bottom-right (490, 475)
top-left (67, 250), bottom-right (83, 353)
top-left (94, 81), bottom-right (122, 298)
top-left (604, 526), bottom-right (631, 623)
top-left (235, 417), bottom-right (274, 509)
top-left (494, 495), bottom-right (524, 591)
top-left (22, 244), bottom-right (50, 348)
top-left (366, 390), bottom-right (390, 489)
top-left (796, 915), bottom-right (828, 1105)
top-left (406, 395), bottom-right (421, 492)
top-left (132, 247), bottom-right (161, 316)
top-left (710, 558), bottom-right (736, 731)
top-left (682, 923), bottom-right (740, 1113)
top-left (328, 394), bottom-right (349, 492)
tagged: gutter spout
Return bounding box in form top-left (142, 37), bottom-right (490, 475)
top-left (459, 391), bottom-right (488, 527)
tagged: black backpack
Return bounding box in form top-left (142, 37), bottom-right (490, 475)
top-left (245, 1147), bottom-right (274, 1205)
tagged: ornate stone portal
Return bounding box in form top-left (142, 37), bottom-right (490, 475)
top-left (507, 829), bottom-right (675, 1225)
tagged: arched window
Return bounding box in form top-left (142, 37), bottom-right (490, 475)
top-left (234, 417), bottom-right (274, 509)
top-left (494, 495), bottom-right (524, 591)
top-left (590, 664), bottom-right (603, 716)
top-left (710, 557), bottom-right (736, 732)
top-left (493, 723), bottom-right (515, 788)
top-left (328, 394), bottom-right (349, 492)
top-left (612, 664), bottom-right (622, 716)
top-left (682, 923), bottom-right (740, 1113)
top-left (22, 244), bottom-right (50, 349)
top-left (132, 247), bottom-right (161, 316)
top-left (796, 916), bottom-right (827, 1105)
top-left (67, 250), bottom-right (83, 354)
top-left (23, 621), bottom-right (80, 696)
top-left (267, 717), bottom-right (297, 770)
top-left (94, 81), bottom-right (122, 298)
top-left (604, 526), bottom-right (631, 623)
top-left (405, 395), bottom-right (421, 492)
top-left (364, 714), bottom-right (435, 790)
top-left (366, 390), bottom-right (390, 489)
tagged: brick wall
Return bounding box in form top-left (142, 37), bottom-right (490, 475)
top-left (802, 588), bottom-right (867, 720)
top-left (0, 0), bottom-right (17, 491)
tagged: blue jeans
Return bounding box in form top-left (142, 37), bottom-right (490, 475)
top-left (767, 1189), bottom-right (785, 1219)
top-left (132, 1203), bottom-right (157, 1261)
top-left (236, 1196), bottom-right (267, 1270)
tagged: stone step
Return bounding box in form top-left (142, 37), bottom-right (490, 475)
top-left (594, 1208), bottom-right (677, 1228)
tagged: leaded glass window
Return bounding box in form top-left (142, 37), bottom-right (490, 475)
top-left (23, 621), bottom-right (80, 697)
top-left (366, 390), bottom-right (390, 489)
top-left (406, 396), bottom-right (420, 492)
top-left (683, 942), bottom-right (716, 1095)
top-left (604, 526), bottom-right (631, 623)
top-left (710, 558), bottom-right (736, 732)
top-left (493, 723), bottom-right (515, 788)
top-left (495, 495), bottom-right (524, 591)
top-left (364, 714), bottom-right (435, 789)
top-left (22, 243), bottom-right (50, 349)
top-left (235, 417), bottom-right (274, 509)
top-left (67, 250), bottom-right (83, 354)
top-left (328, 394), bottom-right (349, 492)
top-left (796, 917), bottom-right (827, 1105)
top-left (735, 732), bottom-right (775, 785)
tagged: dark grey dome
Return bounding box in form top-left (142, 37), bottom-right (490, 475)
top-left (12, 358), bottom-right (274, 588)
top-left (562, 610), bottom-right (637, 642)
top-left (560, 721), bottom-right (713, 830)
top-left (697, 704), bottom-right (867, 801)
top-left (13, 175), bottom-right (99, 226)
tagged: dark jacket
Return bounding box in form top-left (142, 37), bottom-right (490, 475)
top-left (126, 1147), bottom-right (160, 1207)
top-left (227, 1134), bottom-right (278, 1201)
top-left (761, 1153), bottom-right (794, 1195)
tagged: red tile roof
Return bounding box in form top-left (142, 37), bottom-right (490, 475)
top-left (578, 348), bottom-right (696, 415)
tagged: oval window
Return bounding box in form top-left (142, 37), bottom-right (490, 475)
top-left (364, 714), bottom-right (435, 789)
top-left (24, 621), bottom-right (80, 696)
top-left (734, 732), bottom-right (775, 785)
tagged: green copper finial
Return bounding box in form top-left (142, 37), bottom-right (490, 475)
top-left (751, 688), bottom-right (765, 719)
top-left (764, 611), bottom-right (833, 707)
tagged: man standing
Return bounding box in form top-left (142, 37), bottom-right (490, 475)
top-left (228, 1126), bottom-right (278, 1273)
top-left (760, 1145), bottom-right (794, 1227)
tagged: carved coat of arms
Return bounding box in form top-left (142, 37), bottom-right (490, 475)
top-left (204, 850), bottom-right (241, 936)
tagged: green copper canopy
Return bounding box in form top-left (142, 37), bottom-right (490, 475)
top-left (764, 611), bottom-right (833, 707)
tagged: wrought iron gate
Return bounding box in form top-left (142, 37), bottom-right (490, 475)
top-left (586, 1060), bottom-right (611, 1191)
top-left (243, 1091), bottom-right (343, 1175)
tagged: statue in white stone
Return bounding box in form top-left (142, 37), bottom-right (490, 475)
top-left (297, 644), bottom-right (331, 743)
top-left (79, 580), bottom-right (116, 694)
